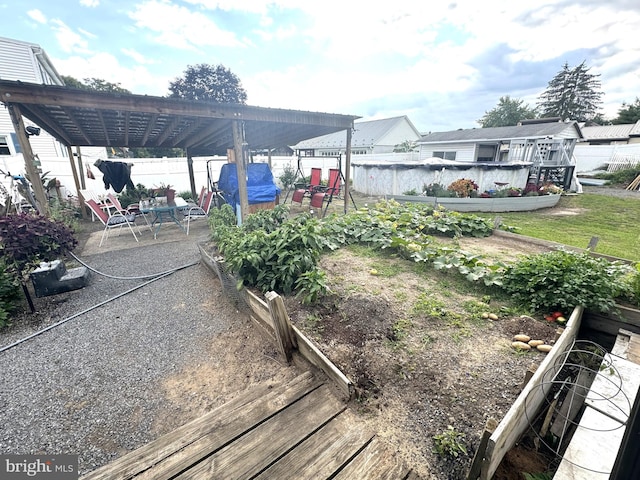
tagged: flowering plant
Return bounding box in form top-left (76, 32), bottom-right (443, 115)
top-left (447, 178), bottom-right (479, 198)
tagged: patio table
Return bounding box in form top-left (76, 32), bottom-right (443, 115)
top-left (141, 204), bottom-right (187, 239)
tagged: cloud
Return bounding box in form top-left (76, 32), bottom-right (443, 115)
top-left (128, 0), bottom-right (244, 50)
top-left (121, 48), bottom-right (155, 65)
top-left (26, 9), bottom-right (47, 24)
top-left (54, 51), bottom-right (169, 96)
top-left (50, 19), bottom-right (91, 54)
top-left (80, 0), bottom-right (100, 7)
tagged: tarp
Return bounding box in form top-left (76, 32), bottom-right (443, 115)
top-left (217, 162), bottom-right (281, 206)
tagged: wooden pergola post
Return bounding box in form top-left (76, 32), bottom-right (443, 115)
top-left (7, 103), bottom-right (49, 215)
top-left (66, 145), bottom-right (87, 219)
top-left (232, 120), bottom-right (250, 223)
top-left (186, 147), bottom-right (197, 200)
top-left (343, 126), bottom-right (353, 214)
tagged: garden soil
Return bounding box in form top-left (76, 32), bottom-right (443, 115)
top-left (5, 211), bottom-right (577, 479)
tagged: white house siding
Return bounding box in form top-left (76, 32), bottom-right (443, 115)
top-left (375, 120), bottom-right (422, 153)
top-left (352, 163), bottom-right (531, 196)
top-left (0, 40), bottom-right (40, 82)
top-left (419, 143), bottom-right (476, 162)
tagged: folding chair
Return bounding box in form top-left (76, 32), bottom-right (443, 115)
top-left (108, 193), bottom-right (151, 231)
top-left (325, 168), bottom-right (342, 196)
top-left (86, 199), bottom-right (140, 247)
top-left (292, 167), bottom-right (323, 204)
top-left (182, 190), bottom-right (214, 234)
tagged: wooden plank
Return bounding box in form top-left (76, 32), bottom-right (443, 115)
top-left (81, 372), bottom-right (319, 480)
top-left (332, 436), bottom-right (412, 480)
top-left (467, 418), bottom-right (498, 480)
top-left (481, 306), bottom-right (583, 480)
top-left (585, 355), bottom-right (640, 424)
top-left (266, 291), bottom-right (296, 363)
top-left (245, 289), bottom-right (275, 331)
top-left (253, 410), bottom-right (374, 479)
top-left (553, 406), bottom-right (624, 479)
top-left (292, 324), bottom-right (354, 400)
top-left (549, 368), bottom-right (594, 439)
top-left (176, 384), bottom-right (346, 479)
top-left (249, 313), bottom-right (276, 343)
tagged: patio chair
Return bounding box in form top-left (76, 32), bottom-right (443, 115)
top-left (325, 168), bottom-right (342, 197)
top-left (108, 193), bottom-right (152, 231)
top-left (80, 189), bottom-right (109, 221)
top-left (182, 190), bottom-right (214, 235)
top-left (86, 199), bottom-right (140, 247)
top-left (291, 167), bottom-right (323, 204)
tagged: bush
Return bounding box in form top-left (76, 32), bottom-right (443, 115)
top-left (0, 260), bottom-right (20, 327)
top-left (278, 164), bottom-right (298, 189)
top-left (447, 179), bottom-right (479, 198)
top-left (502, 249), bottom-right (632, 313)
top-left (210, 207), bottom-right (326, 301)
top-left (0, 213), bottom-right (78, 282)
top-left (595, 167), bottom-right (640, 186)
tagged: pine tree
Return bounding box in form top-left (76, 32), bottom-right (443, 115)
top-left (537, 61), bottom-right (603, 122)
top-left (612, 98), bottom-right (640, 124)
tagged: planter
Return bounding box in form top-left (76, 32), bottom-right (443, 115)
top-left (388, 194), bottom-right (561, 212)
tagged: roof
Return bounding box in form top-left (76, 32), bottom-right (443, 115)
top-left (293, 115), bottom-right (419, 149)
top-left (0, 80), bottom-right (359, 156)
top-left (580, 120), bottom-right (640, 141)
top-left (419, 121), bottom-right (583, 144)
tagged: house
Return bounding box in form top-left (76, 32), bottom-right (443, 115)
top-left (352, 119), bottom-right (583, 196)
top-left (579, 121), bottom-right (640, 145)
top-left (0, 36), bottom-right (106, 198)
top-left (292, 115), bottom-right (422, 157)
top-left (418, 118), bottom-right (583, 164)
top-left (417, 118), bottom-right (583, 190)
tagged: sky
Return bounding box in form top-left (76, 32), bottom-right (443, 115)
top-left (1, 0), bottom-right (639, 134)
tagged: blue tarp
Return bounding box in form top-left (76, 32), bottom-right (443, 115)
top-left (217, 163), bottom-right (281, 206)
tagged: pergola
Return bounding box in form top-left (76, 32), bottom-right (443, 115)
top-left (0, 79), bottom-right (359, 219)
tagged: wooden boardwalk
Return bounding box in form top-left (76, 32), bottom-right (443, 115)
top-left (82, 371), bottom-right (416, 480)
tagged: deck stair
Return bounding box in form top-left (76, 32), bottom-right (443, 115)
top-left (81, 371), bottom-right (416, 480)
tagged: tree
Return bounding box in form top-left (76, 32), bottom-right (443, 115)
top-left (168, 64), bottom-right (247, 104)
top-left (612, 98), bottom-right (640, 124)
top-left (393, 140), bottom-right (418, 152)
top-left (537, 61), bottom-right (603, 122)
top-left (61, 75), bottom-right (130, 93)
top-left (478, 96), bottom-right (537, 127)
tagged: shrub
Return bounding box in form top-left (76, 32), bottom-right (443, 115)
top-left (423, 183), bottom-right (454, 197)
top-left (278, 164), bottom-right (298, 189)
top-left (502, 249), bottom-right (632, 313)
top-left (0, 213), bottom-right (78, 282)
top-left (594, 167), bottom-right (640, 186)
top-left (211, 208), bottom-right (326, 298)
top-left (447, 179), bottom-right (479, 198)
top-left (0, 260), bottom-right (20, 327)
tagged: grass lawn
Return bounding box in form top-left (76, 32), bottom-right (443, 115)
top-left (479, 193), bottom-right (640, 261)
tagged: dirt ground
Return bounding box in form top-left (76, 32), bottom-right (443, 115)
top-left (5, 210), bottom-right (564, 479)
top-left (276, 234), bottom-right (562, 480)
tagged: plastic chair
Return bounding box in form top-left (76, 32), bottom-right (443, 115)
top-left (182, 190), bottom-right (214, 234)
top-left (86, 199), bottom-right (139, 247)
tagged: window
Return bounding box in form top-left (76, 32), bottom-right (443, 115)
top-left (0, 135), bottom-right (12, 155)
top-left (433, 151), bottom-right (456, 160)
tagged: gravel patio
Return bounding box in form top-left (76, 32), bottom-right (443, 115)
top-left (0, 214), bottom-right (296, 475)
